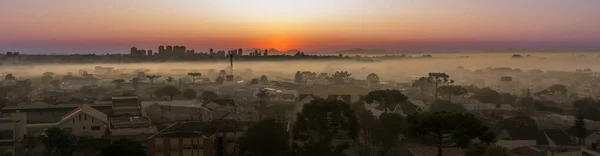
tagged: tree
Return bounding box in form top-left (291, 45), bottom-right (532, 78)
top-left (259, 75), bottom-right (269, 84)
top-left (99, 139), bottom-right (145, 156)
top-left (112, 79), bottom-right (125, 89)
top-left (414, 77), bottom-right (433, 99)
top-left (41, 72), bottom-right (55, 84)
top-left (356, 107), bottom-right (377, 154)
top-left (294, 71), bottom-right (304, 84)
top-left (166, 77), bottom-right (174, 84)
top-left (482, 145), bottom-right (511, 156)
top-left (438, 85), bottom-right (467, 101)
top-left (250, 78), bottom-right (259, 85)
top-left (366, 73), bottom-right (380, 86)
top-left (293, 99), bottom-right (358, 156)
top-left (50, 79), bottom-right (61, 90)
top-left (255, 89), bottom-right (270, 120)
top-left (372, 113), bottom-right (405, 155)
top-left (154, 86), bottom-right (181, 100)
top-left (215, 76), bottom-right (225, 84)
top-left (365, 89), bottom-right (408, 113)
top-left (406, 112), bottom-right (489, 156)
top-left (182, 88), bottom-right (197, 100)
top-left (238, 119), bottom-right (290, 156)
top-left (429, 100), bottom-right (466, 113)
top-left (573, 98), bottom-right (600, 121)
top-left (329, 71), bottom-right (352, 84)
top-left (499, 116), bottom-right (539, 133)
top-left (41, 127), bottom-right (77, 156)
top-left (574, 113), bottom-right (587, 145)
top-left (511, 54), bottom-right (523, 58)
top-left (201, 91), bottom-right (218, 102)
top-left (187, 72), bottom-right (201, 85)
top-left (4, 73), bottom-right (15, 80)
top-left (548, 84), bottom-right (568, 95)
top-left (146, 75), bottom-right (161, 87)
top-left (427, 73), bottom-right (453, 100)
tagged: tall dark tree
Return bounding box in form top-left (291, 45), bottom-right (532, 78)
top-left (294, 71), bottom-right (304, 84)
top-left (154, 86), bottom-right (181, 100)
top-left (365, 89), bottom-right (408, 113)
top-left (182, 88), bottom-right (197, 99)
top-left (238, 119), bottom-right (290, 156)
top-left (201, 91), bottom-right (218, 102)
top-left (255, 89), bottom-right (270, 120)
top-left (41, 127), bottom-right (78, 156)
top-left (99, 139), bottom-right (145, 156)
top-left (406, 112), bottom-right (489, 156)
top-left (259, 75), bottom-right (269, 84)
top-left (250, 78), bottom-right (259, 85)
top-left (366, 73), bottom-right (380, 86)
top-left (439, 85), bottom-right (467, 101)
top-left (427, 73), bottom-right (453, 100)
top-left (329, 71), bottom-right (352, 84)
top-left (574, 113), bottom-right (587, 145)
top-left (4, 73), bottom-right (15, 80)
top-left (429, 100), bottom-right (466, 113)
top-left (293, 99), bottom-right (358, 156)
top-left (372, 113), bottom-right (405, 155)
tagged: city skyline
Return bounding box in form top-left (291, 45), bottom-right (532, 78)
top-left (2, 0), bottom-right (600, 54)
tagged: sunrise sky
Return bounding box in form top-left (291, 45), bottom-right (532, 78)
top-left (1, 0), bottom-right (600, 54)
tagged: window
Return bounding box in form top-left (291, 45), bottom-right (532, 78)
top-left (92, 118), bottom-right (94, 122)
top-left (82, 126), bottom-right (86, 130)
top-left (91, 126), bottom-right (100, 130)
top-left (227, 138), bottom-right (235, 143)
top-left (72, 118), bottom-right (75, 124)
top-left (192, 144), bottom-right (203, 149)
top-left (84, 114), bottom-right (87, 120)
top-left (79, 114), bottom-right (81, 121)
top-left (183, 144), bottom-right (193, 150)
top-left (63, 128), bottom-right (73, 132)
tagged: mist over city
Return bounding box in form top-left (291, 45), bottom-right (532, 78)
top-left (2, 0), bottom-right (600, 156)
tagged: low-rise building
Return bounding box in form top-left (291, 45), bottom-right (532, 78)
top-left (109, 116), bottom-right (157, 141)
top-left (0, 113), bottom-right (26, 156)
top-left (1, 103), bottom-right (113, 124)
top-left (26, 105), bottom-right (109, 138)
top-left (143, 100), bottom-right (210, 123)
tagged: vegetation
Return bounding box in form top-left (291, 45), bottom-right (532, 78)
top-left (201, 91), bottom-right (218, 102)
top-left (365, 89), bottom-right (408, 113)
top-left (41, 127), bottom-right (78, 156)
top-left (182, 88), bottom-right (197, 99)
top-left (429, 100), bottom-right (466, 113)
top-left (99, 139), bottom-right (145, 156)
top-left (154, 86), bottom-right (181, 100)
top-left (255, 89), bottom-right (270, 120)
top-left (573, 113), bottom-right (587, 145)
top-left (238, 120), bottom-right (290, 156)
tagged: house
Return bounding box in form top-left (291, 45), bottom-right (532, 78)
top-left (1, 103), bottom-right (113, 124)
top-left (510, 146), bottom-right (544, 156)
top-left (147, 121), bottom-right (216, 156)
top-left (147, 120), bottom-right (254, 156)
top-left (111, 96), bottom-right (143, 117)
top-left (143, 100), bottom-right (210, 123)
top-left (200, 99), bottom-right (237, 121)
top-left (109, 116), bottom-right (157, 141)
top-left (26, 105), bottom-right (109, 138)
top-left (0, 113), bottom-right (27, 156)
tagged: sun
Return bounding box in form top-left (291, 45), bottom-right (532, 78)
top-left (265, 37), bottom-right (293, 51)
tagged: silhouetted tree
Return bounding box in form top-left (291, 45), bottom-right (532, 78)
top-left (4, 73), bottom-right (15, 80)
top-left (329, 71), bottom-right (352, 84)
top-left (373, 113), bottom-right (405, 155)
top-left (294, 71), bottom-right (304, 84)
top-left (255, 89), bottom-right (270, 120)
top-left (166, 77), bottom-right (174, 84)
top-left (366, 73), bottom-right (380, 86)
top-left (438, 85), bottom-right (467, 101)
top-left (154, 86), bottom-right (181, 100)
top-left (99, 139), bottom-right (145, 156)
top-left (238, 119), bottom-right (290, 156)
top-left (429, 100), bottom-right (466, 113)
top-left (250, 78), bottom-right (259, 85)
top-left (187, 72), bottom-right (201, 85)
top-left (41, 127), bottom-right (78, 156)
top-left (201, 91), bottom-right (218, 102)
top-left (365, 89), bottom-right (408, 113)
top-left (427, 72), bottom-right (453, 100)
top-left (146, 75), bottom-right (161, 87)
top-left (406, 112), bottom-right (489, 156)
top-left (574, 113), bottom-right (587, 145)
top-left (182, 88), bottom-right (197, 100)
top-left (293, 99), bottom-right (358, 156)
top-left (215, 76), bottom-right (224, 84)
top-left (259, 75), bottom-right (269, 84)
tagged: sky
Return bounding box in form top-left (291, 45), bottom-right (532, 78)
top-left (1, 0), bottom-right (600, 54)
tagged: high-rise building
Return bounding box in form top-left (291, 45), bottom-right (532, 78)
top-left (237, 48), bottom-right (243, 56)
top-left (158, 45), bottom-right (165, 55)
top-left (147, 50), bottom-right (153, 56)
top-left (166, 46), bottom-right (173, 53)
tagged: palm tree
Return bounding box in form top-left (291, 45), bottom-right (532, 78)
top-left (187, 72), bottom-right (201, 85)
top-left (146, 75), bottom-right (161, 87)
top-left (112, 79), bottom-right (125, 89)
top-left (255, 89), bottom-right (270, 120)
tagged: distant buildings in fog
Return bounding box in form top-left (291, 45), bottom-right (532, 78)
top-left (129, 46), bottom-right (265, 58)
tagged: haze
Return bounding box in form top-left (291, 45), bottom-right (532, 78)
top-left (2, 0), bottom-right (600, 53)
